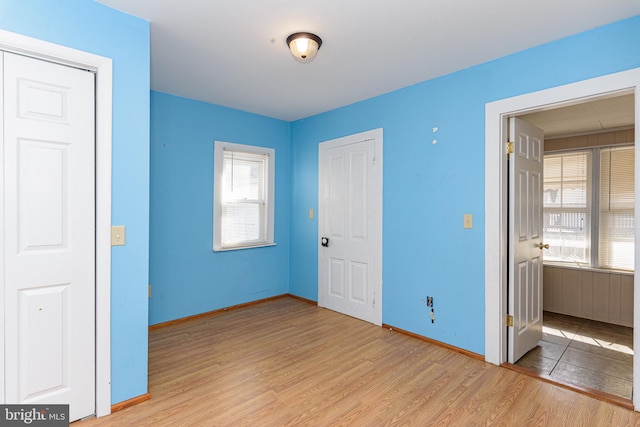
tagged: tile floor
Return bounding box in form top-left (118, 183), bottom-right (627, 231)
top-left (516, 311), bottom-right (633, 399)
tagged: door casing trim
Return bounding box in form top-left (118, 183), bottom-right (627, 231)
top-left (485, 68), bottom-right (640, 410)
top-left (0, 29), bottom-right (113, 417)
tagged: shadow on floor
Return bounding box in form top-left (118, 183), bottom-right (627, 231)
top-left (516, 311), bottom-right (633, 399)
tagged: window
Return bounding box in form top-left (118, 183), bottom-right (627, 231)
top-left (543, 145), bottom-right (634, 271)
top-left (599, 146), bottom-right (635, 270)
top-left (543, 151), bottom-right (592, 264)
top-left (213, 141), bottom-right (275, 251)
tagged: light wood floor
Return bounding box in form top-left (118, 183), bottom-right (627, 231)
top-left (77, 297), bottom-right (640, 426)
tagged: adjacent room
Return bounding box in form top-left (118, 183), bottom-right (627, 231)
top-left (513, 95), bottom-right (635, 399)
top-left (1, 0), bottom-right (640, 425)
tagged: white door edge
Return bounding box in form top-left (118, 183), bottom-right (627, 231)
top-left (318, 128), bottom-right (383, 326)
top-left (485, 68), bottom-right (640, 410)
top-left (0, 50), bottom-right (4, 407)
top-left (0, 29), bottom-right (113, 417)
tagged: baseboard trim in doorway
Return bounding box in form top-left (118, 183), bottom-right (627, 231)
top-left (382, 323), bottom-right (484, 361)
top-left (503, 362), bottom-right (633, 410)
top-left (111, 392), bottom-right (151, 413)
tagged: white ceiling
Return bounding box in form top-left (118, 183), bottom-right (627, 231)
top-left (95, 0), bottom-right (640, 122)
top-left (520, 94), bottom-right (635, 137)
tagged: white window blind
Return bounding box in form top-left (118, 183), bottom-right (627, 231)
top-left (213, 141), bottom-right (275, 251)
top-left (599, 146), bottom-right (635, 270)
top-left (222, 151), bottom-right (267, 245)
top-left (543, 151), bottom-right (592, 265)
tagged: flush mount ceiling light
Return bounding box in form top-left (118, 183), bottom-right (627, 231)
top-left (286, 32), bottom-right (322, 64)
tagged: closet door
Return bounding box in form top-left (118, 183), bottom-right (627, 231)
top-left (3, 51), bottom-right (96, 422)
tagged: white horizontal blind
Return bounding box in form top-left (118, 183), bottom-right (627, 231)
top-left (221, 150), bottom-right (267, 247)
top-left (543, 151), bottom-right (592, 264)
top-left (599, 146), bottom-right (635, 270)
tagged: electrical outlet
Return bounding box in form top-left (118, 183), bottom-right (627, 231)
top-left (427, 296), bottom-right (433, 307)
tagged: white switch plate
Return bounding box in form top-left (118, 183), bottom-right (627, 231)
top-left (111, 225), bottom-right (126, 246)
top-left (309, 208), bottom-right (315, 219)
top-left (463, 214), bottom-right (473, 229)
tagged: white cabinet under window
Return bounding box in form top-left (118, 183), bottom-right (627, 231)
top-left (213, 141), bottom-right (275, 251)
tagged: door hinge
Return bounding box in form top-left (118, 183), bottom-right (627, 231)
top-left (506, 314), bottom-right (514, 327)
top-left (506, 142), bottom-right (514, 155)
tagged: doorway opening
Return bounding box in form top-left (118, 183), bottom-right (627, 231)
top-left (511, 94), bottom-right (635, 400)
top-left (484, 68), bottom-right (640, 410)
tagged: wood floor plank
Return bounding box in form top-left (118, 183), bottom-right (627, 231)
top-left (76, 297), bottom-right (640, 426)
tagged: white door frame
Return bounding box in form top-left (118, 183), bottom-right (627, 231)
top-left (0, 30), bottom-right (113, 417)
top-left (485, 68), bottom-right (640, 409)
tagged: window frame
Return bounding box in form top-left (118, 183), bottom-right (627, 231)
top-left (543, 150), bottom-right (593, 266)
top-left (543, 144), bottom-right (634, 272)
top-left (597, 145), bottom-right (635, 270)
top-left (213, 141), bottom-right (275, 251)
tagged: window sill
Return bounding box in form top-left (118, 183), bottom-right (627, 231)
top-left (213, 242), bottom-right (276, 252)
top-left (543, 261), bottom-right (633, 275)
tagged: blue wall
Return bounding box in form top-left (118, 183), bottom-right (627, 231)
top-left (149, 91), bottom-right (290, 325)
top-left (4, 0), bottom-right (638, 407)
top-left (289, 15), bottom-right (640, 355)
top-left (0, 0), bottom-right (151, 404)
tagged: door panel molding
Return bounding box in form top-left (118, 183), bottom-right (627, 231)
top-left (484, 68), bottom-right (640, 409)
top-left (0, 30), bottom-right (113, 417)
top-left (508, 117), bottom-right (544, 362)
top-left (318, 128), bottom-right (383, 326)
top-left (4, 51), bottom-right (95, 420)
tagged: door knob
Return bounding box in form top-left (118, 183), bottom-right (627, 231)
top-left (538, 242), bottom-right (549, 249)
top-left (321, 237), bottom-right (329, 247)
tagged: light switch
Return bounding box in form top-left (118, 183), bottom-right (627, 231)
top-left (111, 225), bottom-right (126, 246)
top-left (463, 214), bottom-right (473, 229)
top-left (309, 208), bottom-right (315, 219)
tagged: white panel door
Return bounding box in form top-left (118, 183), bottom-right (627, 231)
top-left (3, 52), bottom-right (96, 421)
top-left (318, 129), bottom-right (382, 326)
top-left (508, 117), bottom-right (545, 363)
